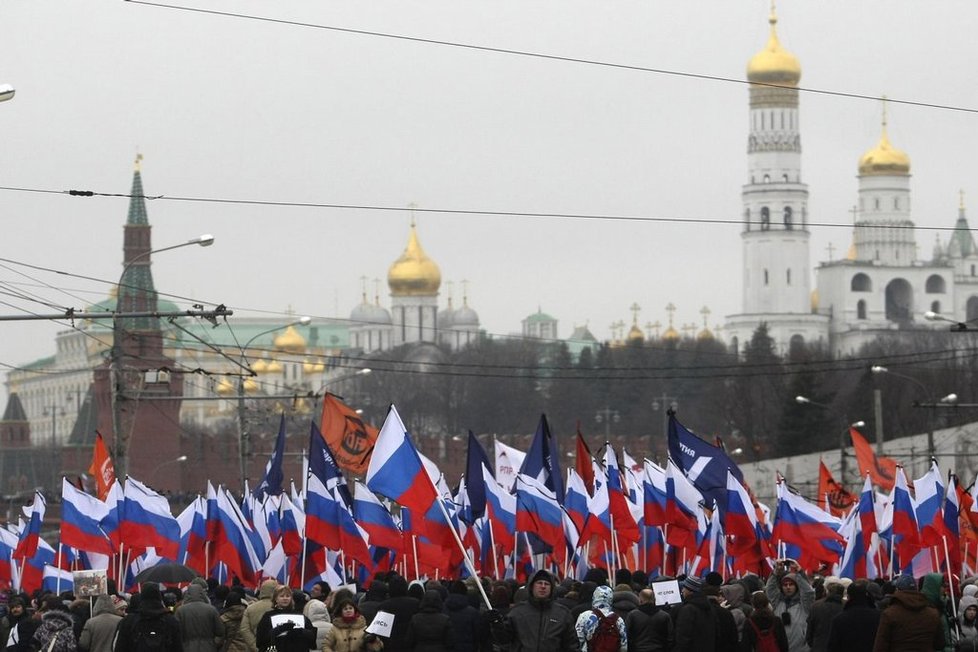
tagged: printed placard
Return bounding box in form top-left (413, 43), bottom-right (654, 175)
top-left (651, 579), bottom-right (682, 605)
top-left (365, 610), bottom-right (394, 638)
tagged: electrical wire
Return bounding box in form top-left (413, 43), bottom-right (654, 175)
top-left (121, 1), bottom-right (978, 116)
top-left (2, 185), bottom-right (976, 233)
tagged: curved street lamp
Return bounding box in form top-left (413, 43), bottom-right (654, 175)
top-left (871, 365), bottom-right (957, 459)
top-left (236, 316), bottom-right (312, 489)
top-left (111, 234), bottom-right (215, 479)
top-left (149, 455), bottom-right (188, 484)
top-left (795, 395), bottom-right (864, 486)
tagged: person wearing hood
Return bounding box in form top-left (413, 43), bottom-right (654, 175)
top-left (574, 585), bottom-right (626, 652)
top-left (376, 575), bottom-right (420, 652)
top-left (958, 595), bottom-right (978, 651)
top-left (625, 588), bottom-right (673, 652)
top-left (300, 599), bottom-right (331, 650)
top-left (78, 595), bottom-right (122, 652)
top-left (176, 584), bottom-right (225, 652)
top-left (355, 582), bottom-right (386, 627)
top-left (241, 580), bottom-right (280, 652)
top-left (406, 590), bottom-right (454, 652)
top-left (489, 570), bottom-right (575, 652)
top-left (443, 581), bottom-right (478, 652)
top-left (719, 583), bottom-right (750, 641)
top-left (765, 561), bottom-right (814, 652)
top-left (826, 579), bottom-right (880, 652)
top-left (873, 574), bottom-right (945, 652)
top-left (114, 584), bottom-right (184, 652)
top-left (611, 585), bottom-right (638, 620)
top-left (31, 596), bottom-right (77, 652)
top-left (220, 593), bottom-right (248, 652)
top-left (673, 576), bottom-right (717, 652)
top-left (921, 573), bottom-right (955, 652)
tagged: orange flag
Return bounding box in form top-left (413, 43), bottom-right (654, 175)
top-left (319, 394), bottom-right (378, 475)
top-left (88, 432), bottom-right (116, 501)
top-left (817, 459), bottom-right (855, 517)
top-left (850, 428), bottom-right (898, 491)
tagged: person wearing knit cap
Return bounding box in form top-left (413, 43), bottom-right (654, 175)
top-left (574, 585), bottom-right (627, 652)
top-left (675, 576), bottom-right (717, 651)
top-left (113, 583), bottom-right (183, 652)
top-left (765, 560), bottom-right (814, 652)
top-left (873, 574), bottom-right (945, 651)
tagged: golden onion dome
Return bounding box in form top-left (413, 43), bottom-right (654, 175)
top-left (627, 324), bottom-right (644, 343)
top-left (264, 359), bottom-right (284, 375)
top-left (662, 326), bottom-right (680, 342)
top-left (697, 327), bottom-right (714, 341)
top-left (747, 10), bottom-right (801, 87)
top-left (858, 120), bottom-right (910, 176)
top-left (273, 325), bottom-right (306, 353)
top-left (215, 377), bottom-right (235, 396)
top-left (251, 358), bottom-right (268, 374)
top-left (303, 359), bottom-right (326, 374)
top-left (388, 223), bottom-right (441, 296)
top-left (243, 377), bottom-right (260, 394)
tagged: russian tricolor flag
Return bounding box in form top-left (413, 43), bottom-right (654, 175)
top-left (483, 464), bottom-right (516, 553)
top-left (366, 405), bottom-right (437, 514)
top-left (772, 484), bottom-right (844, 567)
top-left (121, 478), bottom-right (180, 560)
top-left (354, 481), bottom-right (403, 552)
top-left (892, 467), bottom-right (921, 567)
top-left (60, 479), bottom-right (113, 556)
top-left (12, 492), bottom-right (44, 561)
top-left (564, 468), bottom-right (590, 534)
top-left (213, 487), bottom-right (260, 585)
top-left (515, 474), bottom-right (564, 552)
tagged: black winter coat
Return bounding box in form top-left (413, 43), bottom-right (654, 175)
top-left (444, 594), bottom-right (479, 652)
top-left (625, 603), bottom-right (674, 652)
top-left (114, 603), bottom-right (184, 652)
top-left (825, 602), bottom-right (880, 652)
top-left (254, 608), bottom-right (314, 652)
top-left (406, 608), bottom-right (454, 652)
top-left (375, 596), bottom-right (419, 652)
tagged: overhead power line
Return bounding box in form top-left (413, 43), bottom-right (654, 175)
top-left (122, 1), bottom-right (978, 115)
top-left (0, 186), bottom-right (975, 233)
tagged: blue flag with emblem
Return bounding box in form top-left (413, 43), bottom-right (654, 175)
top-left (667, 411), bottom-right (743, 514)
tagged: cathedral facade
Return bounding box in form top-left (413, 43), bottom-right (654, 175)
top-left (724, 9), bottom-right (978, 357)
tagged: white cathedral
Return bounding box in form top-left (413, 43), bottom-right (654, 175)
top-left (724, 9), bottom-right (978, 357)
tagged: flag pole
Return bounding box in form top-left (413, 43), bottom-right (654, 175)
top-left (943, 536), bottom-right (959, 622)
top-left (432, 497), bottom-right (493, 609)
top-left (411, 535), bottom-right (420, 581)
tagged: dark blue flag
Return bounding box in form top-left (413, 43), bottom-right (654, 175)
top-left (667, 411), bottom-right (743, 513)
top-left (308, 420), bottom-right (352, 508)
top-left (253, 414), bottom-right (286, 499)
top-left (463, 430), bottom-right (493, 524)
top-left (518, 414), bottom-right (565, 503)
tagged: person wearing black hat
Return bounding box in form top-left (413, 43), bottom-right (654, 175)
top-left (825, 580), bottom-right (880, 652)
top-left (114, 583), bottom-right (184, 652)
top-left (489, 569), bottom-right (575, 651)
top-left (220, 593), bottom-right (248, 652)
top-left (873, 574), bottom-right (945, 652)
top-left (1, 596), bottom-right (30, 650)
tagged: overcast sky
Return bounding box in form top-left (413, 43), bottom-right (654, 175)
top-left (1, 1), bottom-right (976, 394)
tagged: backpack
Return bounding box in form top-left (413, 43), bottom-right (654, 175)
top-left (587, 609), bottom-right (621, 652)
top-left (132, 615), bottom-right (170, 652)
top-left (747, 618), bottom-right (779, 652)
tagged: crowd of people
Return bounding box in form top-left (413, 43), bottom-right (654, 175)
top-left (0, 562), bottom-right (976, 652)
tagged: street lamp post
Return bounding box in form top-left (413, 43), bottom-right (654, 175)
top-left (871, 365), bottom-right (956, 460)
top-left (42, 402), bottom-right (65, 492)
top-left (149, 455), bottom-right (188, 484)
top-left (651, 394), bottom-right (678, 460)
top-left (110, 234), bottom-right (214, 480)
top-left (236, 317), bottom-right (312, 490)
top-left (594, 407), bottom-right (619, 439)
top-left (795, 395), bottom-right (864, 486)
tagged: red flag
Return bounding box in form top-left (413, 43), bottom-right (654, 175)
top-left (320, 394), bottom-right (379, 475)
top-left (575, 425), bottom-right (595, 495)
top-left (817, 460), bottom-right (855, 517)
top-left (87, 432), bottom-right (116, 501)
top-left (850, 428), bottom-right (898, 491)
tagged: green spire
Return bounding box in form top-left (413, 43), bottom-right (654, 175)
top-left (127, 154), bottom-right (149, 226)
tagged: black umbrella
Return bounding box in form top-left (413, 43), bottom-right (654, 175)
top-left (132, 562), bottom-right (199, 586)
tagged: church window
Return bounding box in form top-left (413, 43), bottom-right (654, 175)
top-left (783, 206), bottom-right (793, 230)
top-left (760, 207), bottom-right (770, 230)
top-left (894, 197), bottom-right (900, 210)
top-left (931, 301), bottom-right (941, 314)
top-left (786, 269), bottom-right (792, 285)
top-left (875, 198), bottom-right (880, 210)
top-left (968, 296), bottom-right (978, 322)
top-left (851, 273), bottom-right (872, 292)
top-left (925, 275), bottom-right (946, 293)
top-left (763, 174), bottom-right (770, 183)
top-left (744, 207), bottom-right (751, 231)
top-left (770, 111), bottom-right (774, 129)
top-left (857, 300), bottom-right (867, 319)
top-left (972, 265), bottom-right (976, 276)
top-left (783, 174), bottom-right (789, 182)
top-left (761, 113), bottom-right (765, 130)
top-left (730, 336), bottom-right (739, 355)
top-left (780, 111), bottom-right (784, 129)
top-left (764, 269), bottom-right (769, 285)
